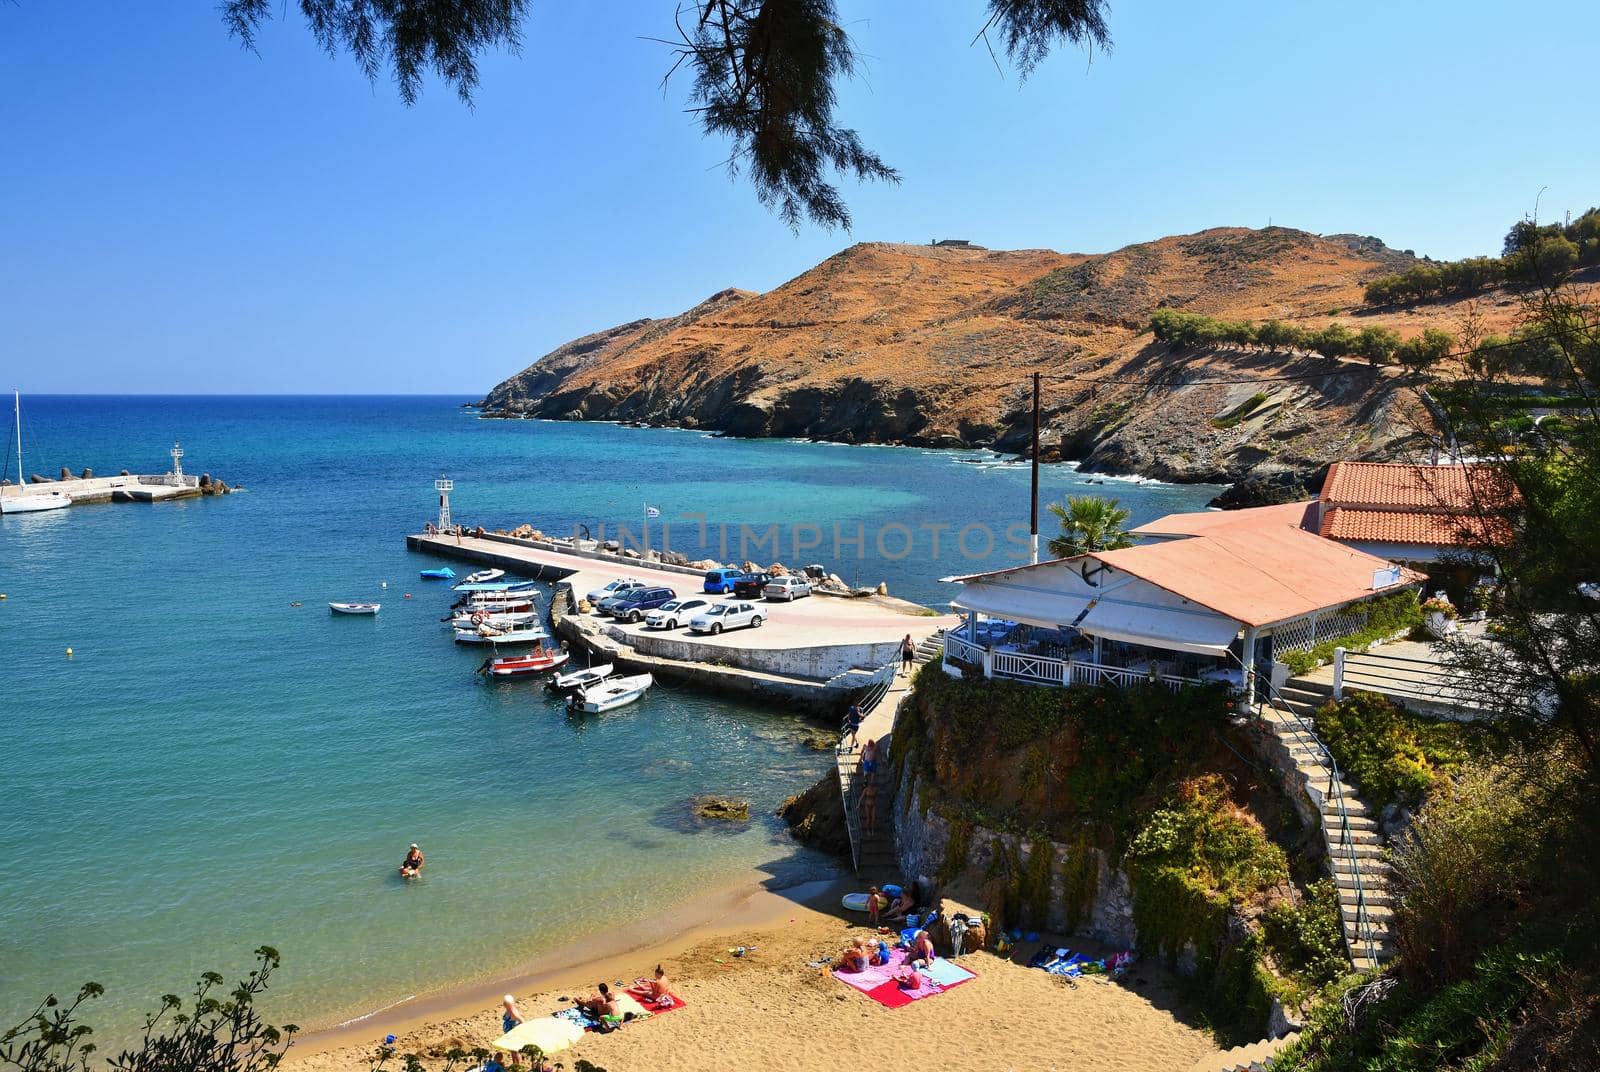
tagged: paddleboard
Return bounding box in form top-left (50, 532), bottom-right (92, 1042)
top-left (841, 892), bottom-right (871, 912)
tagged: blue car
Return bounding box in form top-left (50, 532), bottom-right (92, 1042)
top-left (702, 567), bottom-right (744, 594)
top-left (600, 586), bottom-right (677, 622)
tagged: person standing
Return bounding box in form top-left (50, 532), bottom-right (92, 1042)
top-left (843, 702), bottom-right (863, 749)
top-left (500, 995), bottom-right (526, 1067)
top-left (860, 780), bottom-right (879, 834)
top-left (900, 633), bottom-right (915, 674)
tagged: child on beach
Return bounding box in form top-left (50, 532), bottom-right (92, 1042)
top-left (836, 938), bottom-right (868, 973)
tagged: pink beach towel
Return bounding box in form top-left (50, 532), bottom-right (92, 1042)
top-left (833, 949), bottom-right (970, 1008)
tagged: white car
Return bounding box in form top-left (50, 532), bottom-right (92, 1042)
top-left (585, 578), bottom-right (644, 605)
top-left (643, 597), bottom-right (709, 630)
top-left (687, 601), bottom-right (764, 635)
top-left (763, 575), bottom-right (812, 601)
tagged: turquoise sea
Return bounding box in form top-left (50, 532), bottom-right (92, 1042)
top-left (0, 396), bottom-right (1218, 1041)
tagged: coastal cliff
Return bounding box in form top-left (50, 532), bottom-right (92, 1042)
top-left (478, 227), bottom-right (1506, 484)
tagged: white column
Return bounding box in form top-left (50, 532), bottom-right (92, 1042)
top-left (1242, 626), bottom-right (1258, 708)
top-left (1332, 647), bottom-right (1346, 700)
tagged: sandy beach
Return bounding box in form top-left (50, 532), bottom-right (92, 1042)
top-left (288, 878), bottom-right (1220, 1072)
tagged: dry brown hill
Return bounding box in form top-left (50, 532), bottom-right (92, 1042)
top-left (480, 228), bottom-right (1520, 485)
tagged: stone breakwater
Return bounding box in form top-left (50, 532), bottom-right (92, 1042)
top-left (0, 469), bottom-right (240, 505)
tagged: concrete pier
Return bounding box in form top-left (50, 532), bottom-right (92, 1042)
top-left (406, 529), bottom-right (957, 709)
top-left (0, 472), bottom-right (236, 507)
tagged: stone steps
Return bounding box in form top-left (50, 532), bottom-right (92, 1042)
top-left (1188, 1032), bottom-right (1301, 1072)
top-left (1259, 686), bottom-right (1398, 970)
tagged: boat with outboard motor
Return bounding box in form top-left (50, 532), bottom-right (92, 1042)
top-left (546, 663), bottom-right (614, 694)
top-left (329, 602), bottom-right (381, 615)
top-left (567, 673), bottom-right (653, 714)
top-left (479, 645), bottom-right (570, 678)
top-left (449, 608), bottom-right (539, 629)
top-left (452, 619), bottom-right (550, 645)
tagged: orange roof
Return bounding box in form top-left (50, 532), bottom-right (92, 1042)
top-left (1320, 461), bottom-right (1501, 512)
top-left (1130, 500), bottom-right (1317, 538)
top-left (1092, 525), bottom-right (1423, 627)
top-left (1321, 507), bottom-right (1512, 547)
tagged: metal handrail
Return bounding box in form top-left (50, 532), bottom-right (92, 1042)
top-left (1235, 660), bottom-right (1380, 967)
top-left (838, 661), bottom-right (898, 873)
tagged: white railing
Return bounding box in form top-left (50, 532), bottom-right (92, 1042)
top-left (947, 639), bottom-right (1198, 693)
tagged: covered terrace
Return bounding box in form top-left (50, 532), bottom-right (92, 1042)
top-left (942, 524), bottom-right (1423, 703)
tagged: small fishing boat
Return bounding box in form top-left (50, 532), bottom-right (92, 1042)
top-left (452, 620), bottom-right (550, 646)
top-left (568, 673), bottom-right (653, 714)
top-left (420, 567), bottom-right (457, 580)
top-left (329, 602), bottom-right (381, 615)
top-left (449, 608), bottom-right (539, 629)
top-left (480, 646), bottom-right (570, 678)
top-left (452, 579), bottom-right (540, 595)
top-left (445, 600), bottom-right (536, 623)
top-left (459, 568), bottom-right (506, 585)
top-left (546, 663), bottom-right (615, 694)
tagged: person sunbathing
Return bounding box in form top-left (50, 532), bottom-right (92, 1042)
top-left (641, 965), bottom-right (672, 1002)
top-left (835, 938), bottom-right (869, 973)
top-left (911, 929), bottom-right (937, 968)
top-left (577, 983), bottom-right (616, 1018)
top-left (882, 887), bottom-right (914, 922)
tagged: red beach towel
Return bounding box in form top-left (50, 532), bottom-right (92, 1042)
top-left (626, 986), bottom-right (686, 1014)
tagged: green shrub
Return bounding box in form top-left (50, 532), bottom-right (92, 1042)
top-left (1277, 590), bottom-right (1423, 675)
top-left (1313, 691), bottom-right (1471, 806)
top-left (1263, 879), bottom-right (1349, 989)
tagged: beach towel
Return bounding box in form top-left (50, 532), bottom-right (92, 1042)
top-left (626, 986), bottom-right (687, 1014)
top-left (834, 948), bottom-right (968, 1008)
top-left (922, 958), bottom-right (977, 988)
top-left (1029, 947), bottom-right (1096, 977)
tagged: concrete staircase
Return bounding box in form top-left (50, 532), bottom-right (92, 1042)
top-left (1259, 676), bottom-right (1397, 973)
top-left (841, 747), bottom-right (901, 878)
top-left (1188, 1032), bottom-right (1301, 1072)
top-left (911, 629), bottom-right (945, 668)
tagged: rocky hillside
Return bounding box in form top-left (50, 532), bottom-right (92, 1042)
top-left (480, 228), bottom-right (1517, 484)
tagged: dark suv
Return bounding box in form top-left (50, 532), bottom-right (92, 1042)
top-left (731, 572), bottom-right (774, 598)
top-left (602, 586), bottom-right (677, 622)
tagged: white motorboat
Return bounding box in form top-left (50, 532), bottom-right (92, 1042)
top-left (449, 608), bottom-right (539, 629)
top-left (568, 673), bottom-right (653, 714)
top-left (329, 602), bottom-right (381, 615)
top-left (452, 620), bottom-right (551, 646)
top-left (1, 391), bottom-right (72, 515)
top-left (455, 568), bottom-right (507, 587)
top-left (546, 663), bottom-right (615, 693)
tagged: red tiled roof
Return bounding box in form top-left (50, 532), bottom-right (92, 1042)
top-left (1319, 461), bottom-right (1501, 512)
top-left (1320, 507), bottom-right (1511, 547)
top-left (1130, 500), bottom-right (1317, 537)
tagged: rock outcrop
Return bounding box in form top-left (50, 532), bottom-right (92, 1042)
top-left (778, 769), bottom-right (850, 857)
top-left (477, 228), bottom-right (1513, 484)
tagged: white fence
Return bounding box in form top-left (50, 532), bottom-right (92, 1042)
top-left (949, 642), bottom-right (1197, 692)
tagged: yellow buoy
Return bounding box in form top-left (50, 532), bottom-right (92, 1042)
top-left (66, 648), bottom-right (74, 657)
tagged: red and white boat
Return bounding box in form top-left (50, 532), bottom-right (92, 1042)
top-left (481, 646), bottom-right (570, 678)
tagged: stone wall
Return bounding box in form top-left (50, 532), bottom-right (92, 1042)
top-left (892, 767), bottom-right (1137, 947)
top-left (615, 626), bottom-right (900, 681)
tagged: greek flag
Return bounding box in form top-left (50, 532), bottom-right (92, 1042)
top-left (645, 505), bottom-right (661, 519)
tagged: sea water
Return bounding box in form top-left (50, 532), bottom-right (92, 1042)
top-left (0, 396), bottom-right (1218, 1040)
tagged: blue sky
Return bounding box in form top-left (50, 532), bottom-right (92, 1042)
top-left (2, 2), bottom-right (1596, 393)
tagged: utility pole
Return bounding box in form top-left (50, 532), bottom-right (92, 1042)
top-left (1030, 372), bottom-right (1041, 564)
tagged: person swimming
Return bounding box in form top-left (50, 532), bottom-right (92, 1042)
top-left (399, 843), bottom-right (424, 878)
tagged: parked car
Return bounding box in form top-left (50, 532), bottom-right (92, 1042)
top-left (731, 571), bottom-right (774, 598)
top-left (702, 567), bottom-right (744, 594)
top-left (763, 575), bottom-right (812, 601)
top-left (643, 597), bottom-right (709, 630)
top-left (600, 586), bottom-right (677, 622)
top-left (688, 601), bottom-right (764, 634)
top-left (585, 578), bottom-right (644, 605)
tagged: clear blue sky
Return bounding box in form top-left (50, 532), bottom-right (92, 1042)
top-left (3, 2), bottom-right (1596, 393)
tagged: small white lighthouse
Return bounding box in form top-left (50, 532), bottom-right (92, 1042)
top-left (169, 440), bottom-right (185, 479)
top-left (435, 475), bottom-right (454, 531)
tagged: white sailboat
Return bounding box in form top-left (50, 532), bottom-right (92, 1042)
top-left (1, 391), bottom-right (71, 515)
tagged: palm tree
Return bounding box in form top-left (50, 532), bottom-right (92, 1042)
top-left (1046, 495), bottom-right (1135, 559)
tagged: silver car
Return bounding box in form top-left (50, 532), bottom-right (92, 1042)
top-left (687, 601), bottom-right (764, 634)
top-left (763, 575), bottom-right (812, 601)
top-left (585, 578), bottom-right (644, 605)
top-left (643, 597), bottom-right (709, 630)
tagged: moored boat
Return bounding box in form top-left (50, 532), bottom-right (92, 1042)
top-left (1, 391), bottom-right (72, 515)
top-left (329, 602), bottom-right (381, 615)
top-left (452, 620), bottom-right (550, 645)
top-left (458, 568), bottom-right (506, 585)
top-left (568, 673), bottom-right (653, 714)
top-left (546, 663), bottom-right (615, 693)
top-left (480, 646), bottom-right (570, 678)
top-left (449, 608), bottom-right (538, 629)
top-left (420, 567), bottom-right (457, 580)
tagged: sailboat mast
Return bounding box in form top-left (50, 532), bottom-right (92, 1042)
top-left (13, 390), bottom-right (22, 488)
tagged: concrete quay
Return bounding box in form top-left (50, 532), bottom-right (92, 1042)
top-left (406, 529), bottom-right (957, 711)
top-left (1, 472), bottom-right (236, 506)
